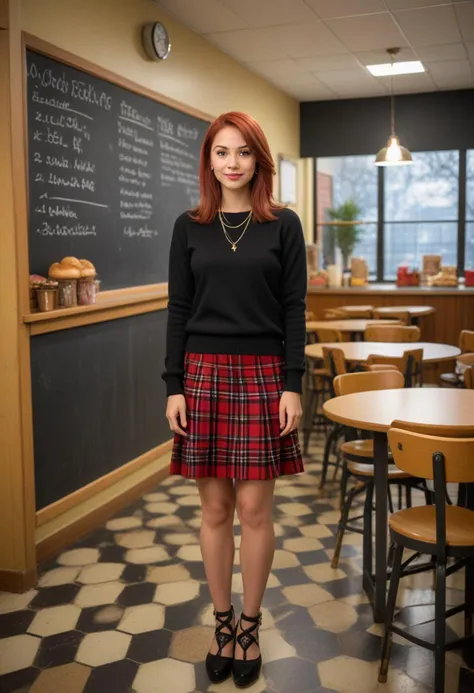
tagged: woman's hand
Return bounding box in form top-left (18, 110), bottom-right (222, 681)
top-left (279, 391), bottom-right (302, 437)
top-left (166, 394), bottom-right (187, 436)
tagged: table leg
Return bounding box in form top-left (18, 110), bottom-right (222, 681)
top-left (372, 431), bottom-right (389, 623)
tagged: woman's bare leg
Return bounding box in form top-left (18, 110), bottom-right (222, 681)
top-left (197, 478), bottom-right (236, 656)
top-left (234, 479), bottom-right (276, 659)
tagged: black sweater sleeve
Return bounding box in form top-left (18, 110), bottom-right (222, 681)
top-left (162, 215), bottom-right (193, 396)
top-left (281, 211), bottom-right (307, 394)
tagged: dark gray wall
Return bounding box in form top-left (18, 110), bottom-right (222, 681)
top-left (300, 89), bottom-right (474, 158)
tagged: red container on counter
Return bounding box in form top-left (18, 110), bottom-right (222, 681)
top-left (465, 270), bottom-right (474, 287)
top-left (396, 266), bottom-right (420, 287)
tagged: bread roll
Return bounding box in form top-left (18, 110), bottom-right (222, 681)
top-left (61, 256), bottom-right (82, 270)
top-left (48, 261), bottom-right (81, 279)
top-left (79, 259), bottom-right (96, 278)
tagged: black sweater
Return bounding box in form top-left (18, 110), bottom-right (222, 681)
top-left (162, 207), bottom-right (307, 396)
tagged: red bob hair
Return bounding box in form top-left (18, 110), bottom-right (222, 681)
top-left (189, 111), bottom-right (284, 224)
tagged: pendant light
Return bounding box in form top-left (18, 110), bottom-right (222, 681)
top-left (374, 48), bottom-right (413, 167)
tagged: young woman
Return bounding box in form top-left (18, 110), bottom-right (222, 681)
top-left (162, 111), bottom-right (306, 688)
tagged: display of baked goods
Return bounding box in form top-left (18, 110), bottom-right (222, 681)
top-left (29, 274), bottom-right (58, 289)
top-left (431, 265), bottom-right (458, 287)
top-left (48, 256), bottom-right (82, 279)
top-left (79, 259), bottom-right (96, 278)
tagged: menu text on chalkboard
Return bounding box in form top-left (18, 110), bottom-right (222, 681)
top-left (26, 49), bottom-right (209, 290)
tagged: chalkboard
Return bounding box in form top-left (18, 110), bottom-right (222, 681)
top-left (26, 48), bottom-right (209, 290)
top-left (30, 311), bottom-right (170, 510)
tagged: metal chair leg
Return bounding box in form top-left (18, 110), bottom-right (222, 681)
top-left (379, 543), bottom-right (404, 683)
top-left (303, 388), bottom-right (317, 455)
top-left (331, 482), bottom-right (367, 569)
top-left (434, 561), bottom-right (447, 693)
top-left (320, 424), bottom-right (342, 490)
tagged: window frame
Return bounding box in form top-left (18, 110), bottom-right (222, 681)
top-left (314, 148), bottom-right (470, 282)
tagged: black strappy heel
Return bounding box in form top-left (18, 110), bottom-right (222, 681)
top-left (205, 605), bottom-right (235, 683)
top-left (232, 612), bottom-right (262, 688)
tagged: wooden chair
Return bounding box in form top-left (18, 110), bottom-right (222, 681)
top-left (302, 341), bottom-right (344, 455)
top-left (367, 348), bottom-right (423, 388)
top-left (330, 371), bottom-right (429, 569)
top-left (324, 308), bottom-right (348, 319)
top-left (305, 311), bottom-right (314, 321)
top-left (315, 328), bottom-right (343, 343)
top-left (379, 428), bottom-right (474, 693)
top-left (373, 309), bottom-right (410, 326)
top-left (440, 330), bottom-right (474, 387)
top-left (364, 324), bottom-right (420, 343)
top-left (465, 366), bottom-right (474, 389)
top-left (340, 307), bottom-right (373, 319)
top-left (315, 347), bottom-right (349, 489)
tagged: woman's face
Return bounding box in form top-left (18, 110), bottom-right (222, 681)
top-left (210, 126), bottom-right (257, 193)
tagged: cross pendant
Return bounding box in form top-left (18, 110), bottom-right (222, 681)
top-left (231, 244), bottom-right (237, 252)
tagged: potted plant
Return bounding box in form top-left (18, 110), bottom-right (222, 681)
top-left (326, 199), bottom-right (363, 271)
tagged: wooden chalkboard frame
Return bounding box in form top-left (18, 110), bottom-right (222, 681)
top-left (22, 34), bottom-right (214, 333)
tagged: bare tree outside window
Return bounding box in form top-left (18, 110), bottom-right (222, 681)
top-left (384, 150), bottom-right (459, 280)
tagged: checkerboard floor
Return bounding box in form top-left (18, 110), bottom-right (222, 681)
top-left (0, 433), bottom-right (472, 693)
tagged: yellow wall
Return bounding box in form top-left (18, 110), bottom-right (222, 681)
top-left (21, 0), bottom-right (303, 223)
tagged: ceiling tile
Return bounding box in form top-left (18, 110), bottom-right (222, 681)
top-left (284, 82), bottom-right (337, 100)
top-left (378, 72), bottom-right (436, 94)
top-left (325, 13), bottom-right (408, 51)
top-left (332, 84), bottom-right (391, 99)
top-left (304, 0), bottom-right (385, 19)
top-left (393, 6), bottom-right (462, 46)
top-left (466, 42), bottom-right (474, 66)
top-left (295, 54), bottom-right (359, 71)
top-left (427, 58), bottom-right (474, 88)
top-left (244, 58), bottom-right (306, 80)
top-left (355, 47), bottom-right (418, 65)
top-left (257, 22), bottom-right (347, 59)
top-left (316, 67), bottom-right (386, 93)
top-left (385, 0), bottom-right (449, 8)
top-left (217, 0), bottom-right (319, 28)
top-left (204, 29), bottom-right (282, 61)
top-left (153, 0), bottom-right (247, 34)
top-left (416, 43), bottom-right (467, 62)
top-left (454, 2), bottom-right (474, 42)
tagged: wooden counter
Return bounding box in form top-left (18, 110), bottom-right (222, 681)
top-left (306, 284), bottom-right (474, 384)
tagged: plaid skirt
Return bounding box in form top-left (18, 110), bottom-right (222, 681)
top-left (170, 353), bottom-right (304, 480)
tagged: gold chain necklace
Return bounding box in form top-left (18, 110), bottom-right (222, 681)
top-left (218, 212), bottom-right (252, 251)
top-left (219, 209), bottom-right (252, 229)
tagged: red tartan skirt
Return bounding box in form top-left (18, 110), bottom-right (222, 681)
top-left (170, 353), bottom-right (304, 480)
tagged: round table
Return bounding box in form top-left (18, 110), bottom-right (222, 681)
top-left (374, 305), bottom-right (435, 320)
top-left (323, 388), bottom-right (474, 435)
top-left (306, 319), bottom-right (397, 336)
top-left (323, 389), bottom-right (474, 623)
top-left (338, 305), bottom-right (373, 315)
top-left (305, 341), bottom-right (460, 364)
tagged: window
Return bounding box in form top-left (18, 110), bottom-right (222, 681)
top-left (316, 156), bottom-right (377, 276)
top-left (466, 150), bottom-right (474, 271)
top-left (384, 150), bottom-right (459, 280)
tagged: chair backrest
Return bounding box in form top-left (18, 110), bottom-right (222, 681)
top-left (367, 348), bottom-right (423, 387)
top-left (364, 324), bottom-right (420, 342)
top-left (373, 309), bottom-right (410, 325)
top-left (324, 308), bottom-right (347, 319)
top-left (388, 428), bottom-right (474, 484)
top-left (322, 346), bottom-right (347, 378)
top-left (341, 308), bottom-right (373, 318)
top-left (316, 328), bottom-right (343, 343)
top-left (464, 366), bottom-right (474, 389)
top-left (457, 352), bottom-right (474, 367)
top-left (391, 418), bottom-right (474, 439)
top-left (460, 330), bottom-right (474, 353)
top-left (333, 370), bottom-right (404, 397)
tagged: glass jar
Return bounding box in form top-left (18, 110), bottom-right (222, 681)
top-left (57, 279), bottom-right (78, 307)
top-left (78, 277), bottom-right (98, 306)
top-left (36, 287), bottom-right (58, 312)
